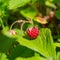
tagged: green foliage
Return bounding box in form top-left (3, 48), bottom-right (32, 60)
top-left (55, 9), bottom-right (60, 20)
top-left (17, 28), bottom-right (56, 60)
top-left (38, 0), bottom-right (45, 3)
top-left (54, 43), bottom-right (60, 47)
top-left (54, 0), bottom-right (60, 4)
top-left (20, 7), bottom-right (38, 19)
top-left (57, 52), bottom-right (60, 60)
top-left (8, 0), bottom-right (31, 9)
top-left (0, 53), bottom-right (8, 60)
top-left (45, 0), bottom-right (56, 8)
top-left (0, 0), bottom-right (60, 60)
top-left (9, 45), bottom-right (42, 60)
top-left (0, 33), bottom-right (16, 52)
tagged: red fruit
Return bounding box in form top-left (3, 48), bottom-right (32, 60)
top-left (26, 27), bottom-right (39, 39)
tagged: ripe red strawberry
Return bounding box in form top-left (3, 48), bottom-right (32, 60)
top-left (26, 27), bottom-right (39, 39)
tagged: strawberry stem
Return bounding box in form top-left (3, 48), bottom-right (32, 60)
top-left (10, 20), bottom-right (31, 30)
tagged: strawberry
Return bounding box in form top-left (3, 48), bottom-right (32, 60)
top-left (26, 27), bottom-right (39, 39)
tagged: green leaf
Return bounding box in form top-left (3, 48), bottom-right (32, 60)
top-left (1, 0), bottom-right (9, 6)
top-left (0, 18), bottom-right (2, 27)
top-left (0, 53), bottom-right (8, 60)
top-left (20, 7), bottom-right (38, 19)
top-left (0, 34), bottom-right (16, 52)
top-left (38, 0), bottom-right (45, 3)
top-left (17, 28), bottom-right (56, 59)
top-left (8, 0), bottom-right (31, 9)
top-left (54, 43), bottom-right (60, 47)
top-left (55, 9), bottom-right (60, 20)
top-left (45, 0), bottom-right (56, 8)
top-left (48, 0), bottom-right (53, 2)
top-left (0, 18), bottom-right (4, 28)
top-left (17, 36), bottom-right (49, 58)
top-left (40, 28), bottom-right (56, 60)
top-left (9, 45), bottom-right (47, 60)
top-left (31, 0), bottom-right (37, 4)
top-left (53, 0), bottom-right (60, 7)
top-left (0, 27), bottom-right (17, 52)
top-left (54, 0), bottom-right (60, 4)
top-left (58, 39), bottom-right (60, 42)
top-left (15, 55), bottom-right (47, 60)
top-left (57, 52), bottom-right (60, 60)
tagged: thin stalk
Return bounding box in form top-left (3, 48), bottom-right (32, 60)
top-left (10, 20), bottom-right (31, 30)
top-left (0, 18), bottom-right (4, 29)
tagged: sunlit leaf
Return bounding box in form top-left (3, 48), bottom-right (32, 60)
top-left (8, 0), bottom-right (30, 9)
top-left (58, 39), bottom-right (60, 42)
top-left (54, 43), bottom-right (60, 47)
top-left (31, 0), bottom-right (37, 4)
top-left (20, 7), bottom-right (38, 19)
top-left (0, 53), bottom-right (8, 60)
top-left (45, 0), bottom-right (56, 9)
top-left (57, 52), bottom-right (60, 60)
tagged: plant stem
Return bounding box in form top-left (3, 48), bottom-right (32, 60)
top-left (10, 20), bottom-right (31, 30)
top-left (0, 18), bottom-right (4, 29)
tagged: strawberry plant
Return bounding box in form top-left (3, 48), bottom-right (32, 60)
top-left (0, 0), bottom-right (60, 60)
